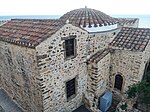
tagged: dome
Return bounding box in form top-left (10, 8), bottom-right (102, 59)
top-left (59, 7), bottom-right (118, 32)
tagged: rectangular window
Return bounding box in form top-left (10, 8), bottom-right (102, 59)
top-left (66, 78), bottom-right (76, 99)
top-left (65, 38), bottom-right (75, 57)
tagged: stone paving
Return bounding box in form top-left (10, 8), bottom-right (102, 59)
top-left (0, 89), bottom-right (23, 112)
top-left (72, 105), bottom-right (90, 112)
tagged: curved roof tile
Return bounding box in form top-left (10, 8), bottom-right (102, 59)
top-left (116, 18), bottom-right (139, 25)
top-left (0, 19), bottom-right (64, 48)
top-left (110, 27), bottom-right (150, 51)
top-left (59, 7), bottom-right (117, 28)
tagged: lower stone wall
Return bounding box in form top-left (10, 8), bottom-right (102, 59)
top-left (38, 61), bottom-right (88, 112)
top-left (97, 53), bottom-right (111, 95)
top-left (0, 41), bottom-right (43, 112)
top-left (109, 50), bottom-right (145, 93)
top-left (85, 53), bottom-right (110, 111)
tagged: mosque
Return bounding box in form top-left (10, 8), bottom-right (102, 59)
top-left (0, 7), bottom-right (150, 112)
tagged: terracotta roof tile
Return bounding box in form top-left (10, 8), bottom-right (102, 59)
top-left (87, 48), bottom-right (113, 64)
top-left (59, 7), bottom-right (117, 28)
top-left (109, 27), bottom-right (150, 51)
top-left (0, 19), bottom-right (64, 48)
top-left (116, 18), bottom-right (139, 25)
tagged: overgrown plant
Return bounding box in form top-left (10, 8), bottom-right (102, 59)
top-left (127, 71), bottom-right (150, 110)
top-left (120, 103), bottom-right (127, 110)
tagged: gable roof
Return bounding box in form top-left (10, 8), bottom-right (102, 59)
top-left (0, 19), bottom-right (64, 48)
top-left (87, 48), bottom-right (113, 64)
top-left (110, 27), bottom-right (150, 51)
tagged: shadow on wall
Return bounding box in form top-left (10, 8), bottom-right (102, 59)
top-left (0, 89), bottom-right (24, 112)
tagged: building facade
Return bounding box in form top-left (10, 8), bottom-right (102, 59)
top-left (0, 7), bottom-right (150, 112)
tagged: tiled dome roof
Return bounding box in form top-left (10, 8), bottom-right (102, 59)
top-left (59, 7), bottom-right (117, 28)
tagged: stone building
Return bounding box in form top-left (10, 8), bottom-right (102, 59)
top-left (0, 7), bottom-right (150, 112)
top-left (0, 20), bottom-right (8, 26)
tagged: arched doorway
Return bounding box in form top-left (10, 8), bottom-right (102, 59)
top-left (114, 74), bottom-right (123, 91)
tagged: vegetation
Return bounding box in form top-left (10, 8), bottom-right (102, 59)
top-left (120, 103), bottom-right (127, 110)
top-left (127, 71), bottom-right (150, 109)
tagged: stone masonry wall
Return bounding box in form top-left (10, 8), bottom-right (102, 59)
top-left (143, 41), bottom-right (150, 63)
top-left (36, 24), bottom-right (88, 112)
top-left (85, 53), bottom-right (110, 112)
top-left (97, 53), bottom-right (111, 96)
top-left (87, 29), bottom-right (120, 56)
top-left (109, 50), bottom-right (146, 93)
top-left (0, 41), bottom-right (43, 112)
top-left (141, 41), bottom-right (150, 78)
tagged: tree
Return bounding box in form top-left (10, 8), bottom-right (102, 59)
top-left (146, 71), bottom-right (150, 84)
top-left (127, 72), bottom-right (150, 110)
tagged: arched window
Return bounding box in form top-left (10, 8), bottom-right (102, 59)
top-left (114, 74), bottom-right (123, 91)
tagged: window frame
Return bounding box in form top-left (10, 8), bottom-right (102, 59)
top-left (65, 77), bottom-right (77, 101)
top-left (65, 38), bottom-right (75, 57)
top-left (62, 35), bottom-right (77, 60)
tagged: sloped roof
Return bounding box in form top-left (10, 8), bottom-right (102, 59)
top-left (59, 7), bottom-right (117, 28)
top-left (0, 19), bottom-right (64, 48)
top-left (110, 27), bottom-right (150, 51)
top-left (116, 18), bottom-right (139, 25)
top-left (87, 48), bottom-right (113, 64)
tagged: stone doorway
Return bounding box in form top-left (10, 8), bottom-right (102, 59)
top-left (114, 74), bottom-right (123, 91)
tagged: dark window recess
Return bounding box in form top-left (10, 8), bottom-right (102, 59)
top-left (114, 74), bottom-right (123, 91)
top-left (65, 38), bottom-right (75, 57)
top-left (113, 32), bottom-right (116, 35)
top-left (66, 78), bottom-right (75, 99)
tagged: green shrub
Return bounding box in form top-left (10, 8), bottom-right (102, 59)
top-left (120, 103), bottom-right (127, 110)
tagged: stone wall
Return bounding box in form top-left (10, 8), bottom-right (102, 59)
top-left (85, 52), bottom-right (110, 112)
top-left (141, 41), bottom-right (150, 78)
top-left (143, 41), bottom-right (150, 63)
top-left (87, 29), bottom-right (120, 56)
top-left (0, 20), bottom-right (148, 112)
top-left (0, 41), bottom-right (43, 112)
top-left (97, 53), bottom-right (111, 96)
top-left (109, 50), bottom-right (146, 93)
top-left (36, 24), bottom-right (88, 112)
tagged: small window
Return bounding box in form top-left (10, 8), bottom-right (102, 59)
top-left (65, 38), bottom-right (75, 57)
top-left (113, 32), bottom-right (116, 35)
top-left (66, 78), bottom-right (76, 99)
